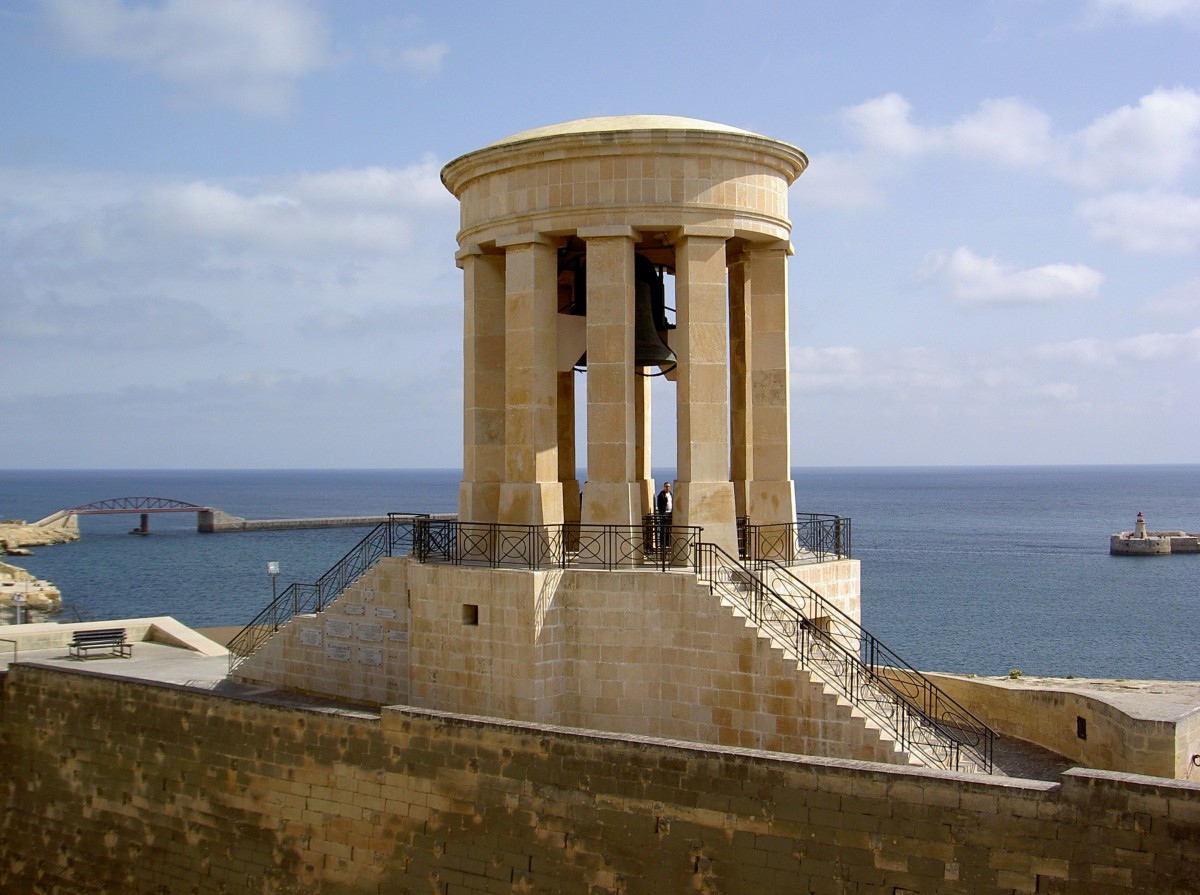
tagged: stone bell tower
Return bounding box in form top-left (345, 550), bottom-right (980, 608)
top-left (441, 116), bottom-right (807, 554)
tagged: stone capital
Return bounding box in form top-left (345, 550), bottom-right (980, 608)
top-left (678, 225), bottom-right (735, 240)
top-left (494, 232), bottom-right (557, 250)
top-left (577, 225), bottom-right (638, 241)
top-left (745, 238), bottom-right (794, 257)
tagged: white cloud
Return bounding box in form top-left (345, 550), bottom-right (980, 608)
top-left (790, 346), bottom-right (867, 391)
top-left (3, 159), bottom-right (455, 268)
top-left (837, 87), bottom-right (1200, 191)
top-left (291, 160), bottom-right (451, 209)
top-left (917, 247), bottom-right (1104, 306)
top-left (42, 0), bottom-right (331, 114)
top-left (0, 294), bottom-right (232, 348)
top-left (792, 151), bottom-right (891, 210)
top-left (1033, 327), bottom-right (1200, 364)
top-left (841, 93), bottom-right (928, 157)
top-left (790, 345), bottom-right (968, 396)
top-left (842, 93), bottom-right (1055, 169)
top-left (398, 42), bottom-right (449, 77)
top-left (1145, 276), bottom-right (1200, 313)
top-left (1078, 190), bottom-right (1200, 253)
top-left (1087, 0), bottom-right (1200, 23)
top-left (1032, 382), bottom-right (1079, 401)
top-left (1066, 88), bottom-right (1200, 188)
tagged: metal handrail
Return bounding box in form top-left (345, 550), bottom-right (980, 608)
top-left (766, 559), bottom-right (995, 772)
top-left (414, 519), bottom-right (702, 572)
top-left (226, 513), bottom-right (434, 672)
top-left (742, 513), bottom-right (851, 565)
top-left (224, 508), bottom-right (990, 773)
top-left (697, 543), bottom-right (995, 773)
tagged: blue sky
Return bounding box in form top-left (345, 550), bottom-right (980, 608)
top-left (1, 0), bottom-right (1197, 468)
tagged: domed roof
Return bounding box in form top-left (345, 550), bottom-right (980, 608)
top-left (488, 115), bottom-right (761, 148)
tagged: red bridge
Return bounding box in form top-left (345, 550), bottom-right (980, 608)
top-left (38, 497), bottom-right (216, 534)
top-left (34, 499), bottom-right (387, 534)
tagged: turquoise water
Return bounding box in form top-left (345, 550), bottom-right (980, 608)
top-left (2, 466), bottom-right (1196, 680)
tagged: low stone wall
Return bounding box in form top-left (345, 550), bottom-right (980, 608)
top-left (928, 673), bottom-right (1200, 780)
top-left (2, 665), bottom-right (1198, 894)
top-left (0, 616), bottom-right (228, 657)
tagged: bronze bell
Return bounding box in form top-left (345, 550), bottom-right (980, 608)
top-left (570, 254), bottom-right (676, 370)
top-left (633, 259), bottom-right (676, 368)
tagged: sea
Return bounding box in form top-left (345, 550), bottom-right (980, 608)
top-left (1, 466), bottom-right (1196, 681)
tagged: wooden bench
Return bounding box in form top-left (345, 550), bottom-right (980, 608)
top-left (68, 628), bottom-right (133, 660)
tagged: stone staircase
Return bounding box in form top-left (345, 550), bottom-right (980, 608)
top-left (697, 544), bottom-right (996, 774)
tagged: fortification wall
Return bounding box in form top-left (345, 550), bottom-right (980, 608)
top-left (2, 665), bottom-right (1198, 894)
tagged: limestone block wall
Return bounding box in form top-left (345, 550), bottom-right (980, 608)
top-left (240, 557), bottom-right (900, 765)
top-left (233, 558), bottom-right (412, 706)
top-left (407, 562), bottom-right (571, 724)
top-left (929, 673), bottom-right (1200, 780)
top-left (2, 665), bottom-right (1198, 895)
top-left (405, 561), bottom-right (906, 764)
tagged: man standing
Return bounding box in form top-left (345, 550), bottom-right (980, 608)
top-left (655, 482), bottom-right (673, 556)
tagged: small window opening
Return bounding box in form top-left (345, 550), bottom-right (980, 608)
top-left (462, 604), bottom-right (479, 626)
top-left (1077, 716), bottom-right (1087, 740)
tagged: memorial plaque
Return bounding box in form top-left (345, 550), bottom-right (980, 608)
top-left (299, 628), bottom-right (322, 647)
top-left (327, 644), bottom-right (352, 662)
top-left (373, 607), bottom-right (397, 619)
top-left (343, 605), bottom-right (366, 616)
top-left (358, 647), bottom-right (383, 666)
top-left (388, 631), bottom-right (409, 643)
top-left (357, 623), bottom-right (384, 642)
top-left (361, 586), bottom-right (376, 603)
top-left (325, 619), bottom-right (353, 639)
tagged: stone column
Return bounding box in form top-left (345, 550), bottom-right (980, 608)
top-left (747, 243), bottom-right (796, 528)
top-left (495, 234), bottom-right (564, 527)
top-left (674, 228), bottom-right (738, 554)
top-left (635, 374), bottom-right (654, 517)
top-left (727, 252), bottom-right (751, 522)
top-left (579, 226), bottom-right (639, 527)
top-left (458, 247), bottom-right (506, 524)
top-left (557, 371), bottom-right (581, 534)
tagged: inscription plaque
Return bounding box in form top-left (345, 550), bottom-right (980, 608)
top-left (358, 647), bottom-right (382, 666)
top-left (357, 623), bottom-right (384, 642)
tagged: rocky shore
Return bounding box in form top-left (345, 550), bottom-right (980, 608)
top-left (0, 517), bottom-right (74, 610)
top-left (0, 560), bottom-right (61, 609)
top-left (1, 514), bottom-right (80, 551)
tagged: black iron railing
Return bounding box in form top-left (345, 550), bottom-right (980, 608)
top-left (226, 513), bottom-right (437, 672)
top-left (224, 507), bottom-right (990, 774)
top-left (697, 544), bottom-right (994, 773)
top-left (742, 513), bottom-right (851, 565)
top-left (415, 519), bottom-right (702, 572)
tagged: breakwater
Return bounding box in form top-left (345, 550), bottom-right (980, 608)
top-left (198, 510), bottom-right (390, 533)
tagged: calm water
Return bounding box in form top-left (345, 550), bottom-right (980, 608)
top-left (2, 466), bottom-right (1196, 680)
